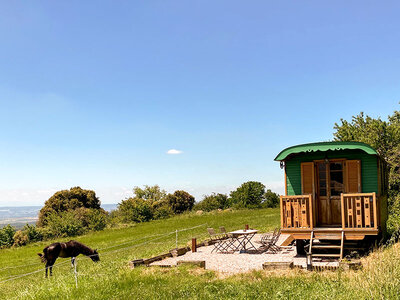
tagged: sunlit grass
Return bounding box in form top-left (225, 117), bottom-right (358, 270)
top-left (1, 208), bottom-right (400, 299)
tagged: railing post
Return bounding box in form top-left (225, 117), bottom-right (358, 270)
top-left (372, 192), bottom-right (378, 230)
top-left (280, 196), bottom-right (284, 228)
top-left (341, 193), bottom-right (345, 230)
top-left (308, 195), bottom-right (313, 230)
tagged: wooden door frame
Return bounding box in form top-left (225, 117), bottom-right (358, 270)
top-left (314, 158), bottom-right (346, 226)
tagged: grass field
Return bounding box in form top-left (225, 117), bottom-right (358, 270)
top-left (0, 208), bottom-right (399, 299)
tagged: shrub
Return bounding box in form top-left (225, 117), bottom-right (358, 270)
top-left (167, 190), bottom-right (195, 214)
top-left (117, 198), bottom-right (153, 223)
top-left (387, 194), bottom-right (400, 235)
top-left (0, 225), bottom-right (16, 248)
top-left (13, 230), bottom-right (29, 247)
top-left (73, 207), bottom-right (108, 231)
top-left (152, 203), bottom-right (174, 220)
top-left (46, 211), bottom-right (86, 237)
top-left (194, 193), bottom-right (230, 212)
top-left (86, 209), bottom-right (108, 231)
top-left (230, 181), bottom-right (265, 208)
top-left (262, 189), bottom-right (280, 208)
top-left (23, 224), bottom-right (43, 242)
top-left (36, 227), bottom-right (54, 240)
top-left (38, 186), bottom-right (101, 227)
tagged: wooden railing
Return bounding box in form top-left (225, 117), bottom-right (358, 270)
top-left (280, 195), bottom-right (313, 229)
top-left (341, 193), bottom-right (377, 229)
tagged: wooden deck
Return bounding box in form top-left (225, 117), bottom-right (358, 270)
top-left (280, 192), bottom-right (379, 241)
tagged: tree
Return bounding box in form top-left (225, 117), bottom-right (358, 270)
top-left (38, 187), bottom-right (102, 227)
top-left (194, 193), bottom-right (230, 211)
top-left (132, 185), bottom-right (167, 203)
top-left (230, 181), bottom-right (265, 208)
top-left (333, 108), bottom-right (400, 233)
top-left (167, 190), bottom-right (195, 214)
top-left (333, 110), bottom-right (400, 197)
top-left (117, 197), bottom-right (153, 223)
top-left (263, 189), bottom-right (280, 208)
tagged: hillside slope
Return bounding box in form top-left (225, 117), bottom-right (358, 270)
top-left (1, 208), bottom-right (399, 299)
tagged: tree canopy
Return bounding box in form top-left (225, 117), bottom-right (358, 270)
top-left (230, 181), bottom-right (266, 208)
top-left (333, 108), bottom-right (400, 233)
top-left (334, 110), bottom-right (400, 196)
top-left (167, 190), bottom-right (195, 214)
top-left (38, 187), bottom-right (102, 227)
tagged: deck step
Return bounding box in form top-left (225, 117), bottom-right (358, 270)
top-left (312, 254), bottom-right (341, 258)
top-left (314, 235), bottom-right (341, 240)
top-left (312, 245), bottom-right (341, 249)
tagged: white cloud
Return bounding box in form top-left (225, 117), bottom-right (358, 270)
top-left (166, 149), bottom-right (183, 155)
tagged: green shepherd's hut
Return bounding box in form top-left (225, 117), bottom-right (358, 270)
top-left (275, 141), bottom-right (388, 258)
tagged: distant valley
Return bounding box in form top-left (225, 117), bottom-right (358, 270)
top-left (0, 204), bottom-right (118, 228)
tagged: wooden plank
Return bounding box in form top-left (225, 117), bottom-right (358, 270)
top-left (280, 234), bottom-right (294, 246)
top-left (293, 201), bottom-right (299, 227)
top-left (280, 196), bottom-right (285, 228)
top-left (347, 197), bottom-right (353, 228)
top-left (286, 200), bottom-right (292, 228)
top-left (364, 196), bottom-right (371, 227)
top-left (301, 199), bottom-right (308, 227)
top-left (340, 231), bottom-right (344, 260)
top-left (373, 192), bottom-right (378, 229)
top-left (308, 194), bottom-right (313, 229)
top-left (346, 160), bottom-right (361, 193)
top-left (355, 197), bottom-right (362, 228)
top-left (281, 195), bottom-right (311, 199)
top-left (341, 193), bottom-right (345, 229)
top-left (344, 193), bottom-right (375, 197)
top-left (301, 162), bottom-right (314, 195)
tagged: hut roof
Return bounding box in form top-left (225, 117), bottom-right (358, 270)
top-left (274, 141), bottom-right (378, 161)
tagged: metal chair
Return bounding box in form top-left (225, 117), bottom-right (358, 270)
top-left (219, 226), bottom-right (231, 239)
top-left (207, 227), bottom-right (224, 241)
top-left (259, 228), bottom-right (281, 253)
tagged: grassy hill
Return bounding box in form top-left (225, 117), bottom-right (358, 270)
top-left (0, 208), bottom-right (399, 299)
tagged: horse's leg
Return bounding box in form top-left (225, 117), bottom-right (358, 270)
top-left (71, 257), bottom-right (75, 268)
top-left (45, 262), bottom-right (50, 278)
top-left (49, 260), bottom-right (55, 277)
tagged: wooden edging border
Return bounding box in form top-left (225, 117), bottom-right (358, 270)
top-left (129, 237), bottom-right (218, 268)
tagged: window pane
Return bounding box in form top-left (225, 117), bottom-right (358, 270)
top-left (318, 163), bottom-right (327, 196)
top-left (330, 162), bottom-right (344, 196)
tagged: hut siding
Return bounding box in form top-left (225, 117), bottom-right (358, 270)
top-left (285, 150), bottom-right (378, 195)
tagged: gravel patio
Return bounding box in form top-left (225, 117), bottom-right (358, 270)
top-left (150, 234), bottom-right (340, 274)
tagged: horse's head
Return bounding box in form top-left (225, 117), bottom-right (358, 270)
top-left (90, 249), bottom-right (100, 262)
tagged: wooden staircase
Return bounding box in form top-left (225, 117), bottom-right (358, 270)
top-left (307, 231), bottom-right (344, 268)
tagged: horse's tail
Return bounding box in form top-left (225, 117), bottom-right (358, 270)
top-left (37, 247), bottom-right (48, 263)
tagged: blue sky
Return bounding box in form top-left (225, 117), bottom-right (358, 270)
top-left (0, 1), bottom-right (399, 206)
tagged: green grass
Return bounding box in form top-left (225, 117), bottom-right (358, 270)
top-left (1, 208), bottom-right (400, 299)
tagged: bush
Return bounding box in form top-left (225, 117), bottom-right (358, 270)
top-left (46, 211), bottom-right (86, 237)
top-left (38, 186), bottom-right (101, 227)
top-left (262, 189), bottom-right (280, 208)
top-left (230, 181), bottom-right (265, 208)
top-left (86, 209), bottom-right (108, 231)
top-left (13, 230), bottom-right (29, 247)
top-left (167, 190), bottom-right (195, 214)
top-left (152, 203), bottom-right (174, 220)
top-left (36, 227), bottom-right (54, 240)
top-left (0, 225), bottom-right (16, 248)
top-left (73, 207), bottom-right (108, 231)
top-left (387, 194), bottom-right (400, 235)
top-left (117, 198), bottom-right (153, 223)
top-left (23, 224), bottom-right (43, 242)
top-left (194, 193), bottom-right (230, 212)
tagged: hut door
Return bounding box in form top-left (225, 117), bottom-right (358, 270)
top-left (316, 161), bottom-right (344, 226)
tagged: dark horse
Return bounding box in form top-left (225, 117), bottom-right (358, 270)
top-left (38, 240), bottom-right (99, 277)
